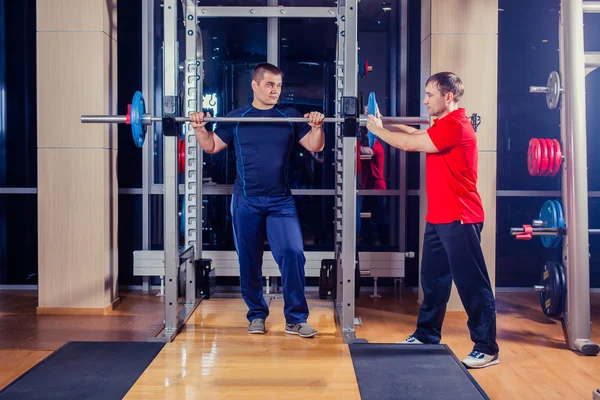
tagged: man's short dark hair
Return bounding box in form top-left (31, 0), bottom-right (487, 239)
top-left (426, 72), bottom-right (464, 102)
top-left (252, 62), bottom-right (283, 84)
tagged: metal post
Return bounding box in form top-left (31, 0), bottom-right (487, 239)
top-left (334, 10), bottom-right (344, 315)
top-left (162, 0), bottom-right (179, 338)
top-left (560, 0), bottom-right (599, 355)
top-left (267, 0), bottom-right (279, 295)
top-left (141, 0), bottom-right (154, 293)
top-left (183, 0), bottom-right (200, 306)
top-left (339, 0), bottom-right (359, 343)
top-left (0, 0), bottom-right (6, 285)
top-left (185, 248), bottom-right (196, 305)
top-left (268, 0), bottom-right (279, 66)
top-left (398, 0), bottom-right (408, 254)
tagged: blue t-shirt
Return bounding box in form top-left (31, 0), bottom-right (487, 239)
top-left (214, 104), bottom-right (311, 196)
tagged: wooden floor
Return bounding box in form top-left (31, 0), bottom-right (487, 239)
top-left (2, 291), bottom-right (600, 399)
top-left (125, 298), bottom-right (359, 399)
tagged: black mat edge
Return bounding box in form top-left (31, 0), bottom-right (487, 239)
top-left (347, 343), bottom-right (491, 400)
top-left (0, 341), bottom-right (164, 395)
top-left (441, 344), bottom-right (491, 400)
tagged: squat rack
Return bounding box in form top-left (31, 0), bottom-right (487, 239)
top-left (168, 0), bottom-right (365, 343)
top-left (160, 0), bottom-right (367, 342)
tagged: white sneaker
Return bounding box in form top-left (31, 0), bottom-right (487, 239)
top-left (398, 336), bottom-right (424, 344)
top-left (461, 351), bottom-right (499, 369)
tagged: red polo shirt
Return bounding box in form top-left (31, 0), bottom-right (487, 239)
top-left (425, 108), bottom-right (484, 224)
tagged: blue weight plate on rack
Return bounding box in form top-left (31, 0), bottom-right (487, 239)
top-left (539, 200), bottom-right (558, 248)
top-left (131, 91), bottom-right (147, 148)
top-left (553, 200), bottom-right (564, 248)
top-left (367, 92), bottom-right (377, 148)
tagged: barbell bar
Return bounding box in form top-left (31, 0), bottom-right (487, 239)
top-left (510, 227), bottom-right (600, 236)
top-left (510, 200), bottom-right (600, 248)
top-left (80, 91), bottom-right (431, 148)
top-left (530, 71), bottom-right (562, 109)
top-left (82, 114), bottom-right (351, 124)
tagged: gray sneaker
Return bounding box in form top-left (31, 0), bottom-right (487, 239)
top-left (285, 322), bottom-right (318, 338)
top-left (248, 318), bottom-right (266, 334)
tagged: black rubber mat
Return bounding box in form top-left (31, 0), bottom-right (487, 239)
top-left (0, 341), bottom-right (164, 400)
top-left (349, 343), bottom-right (490, 400)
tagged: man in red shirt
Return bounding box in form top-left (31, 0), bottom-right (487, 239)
top-left (366, 71), bottom-right (499, 369)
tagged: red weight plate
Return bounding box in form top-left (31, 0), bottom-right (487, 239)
top-left (539, 138), bottom-right (549, 176)
top-left (178, 139), bottom-right (185, 174)
top-left (528, 138), bottom-right (541, 176)
top-left (544, 138), bottom-right (555, 176)
top-left (552, 139), bottom-right (563, 177)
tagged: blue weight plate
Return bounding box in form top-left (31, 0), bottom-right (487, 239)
top-left (131, 91), bottom-right (146, 148)
top-left (367, 92), bottom-right (377, 148)
top-left (539, 200), bottom-right (557, 248)
top-left (553, 200), bottom-right (564, 248)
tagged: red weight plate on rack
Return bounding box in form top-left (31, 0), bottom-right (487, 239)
top-left (539, 138), bottom-right (549, 176)
top-left (544, 138), bottom-right (556, 176)
top-left (528, 138), bottom-right (542, 176)
top-left (552, 139), bottom-right (563, 177)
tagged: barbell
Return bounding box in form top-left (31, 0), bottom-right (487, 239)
top-left (510, 199), bottom-right (600, 248)
top-left (530, 71), bottom-right (562, 110)
top-left (81, 91), bottom-right (430, 148)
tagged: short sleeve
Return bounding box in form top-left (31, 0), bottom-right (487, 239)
top-left (284, 108), bottom-right (311, 141)
top-left (427, 119), bottom-right (463, 152)
top-left (213, 112), bottom-right (236, 146)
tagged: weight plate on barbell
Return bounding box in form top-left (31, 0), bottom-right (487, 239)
top-left (178, 138), bottom-right (185, 174)
top-left (546, 71), bottom-right (561, 110)
top-left (367, 92), bottom-right (378, 148)
top-left (553, 200), bottom-right (564, 248)
top-left (539, 262), bottom-right (563, 318)
top-left (539, 200), bottom-right (558, 248)
top-left (131, 91), bottom-right (147, 148)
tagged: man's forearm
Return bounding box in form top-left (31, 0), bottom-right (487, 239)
top-left (371, 126), bottom-right (411, 151)
top-left (306, 127), bottom-right (325, 152)
top-left (383, 123), bottom-right (418, 134)
top-left (196, 130), bottom-right (217, 154)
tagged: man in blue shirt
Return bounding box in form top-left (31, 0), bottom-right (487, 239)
top-left (190, 63), bottom-right (325, 338)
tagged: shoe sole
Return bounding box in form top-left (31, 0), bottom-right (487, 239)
top-left (248, 329), bottom-right (266, 334)
top-left (462, 359), bottom-right (500, 369)
top-left (285, 329), bottom-right (318, 338)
